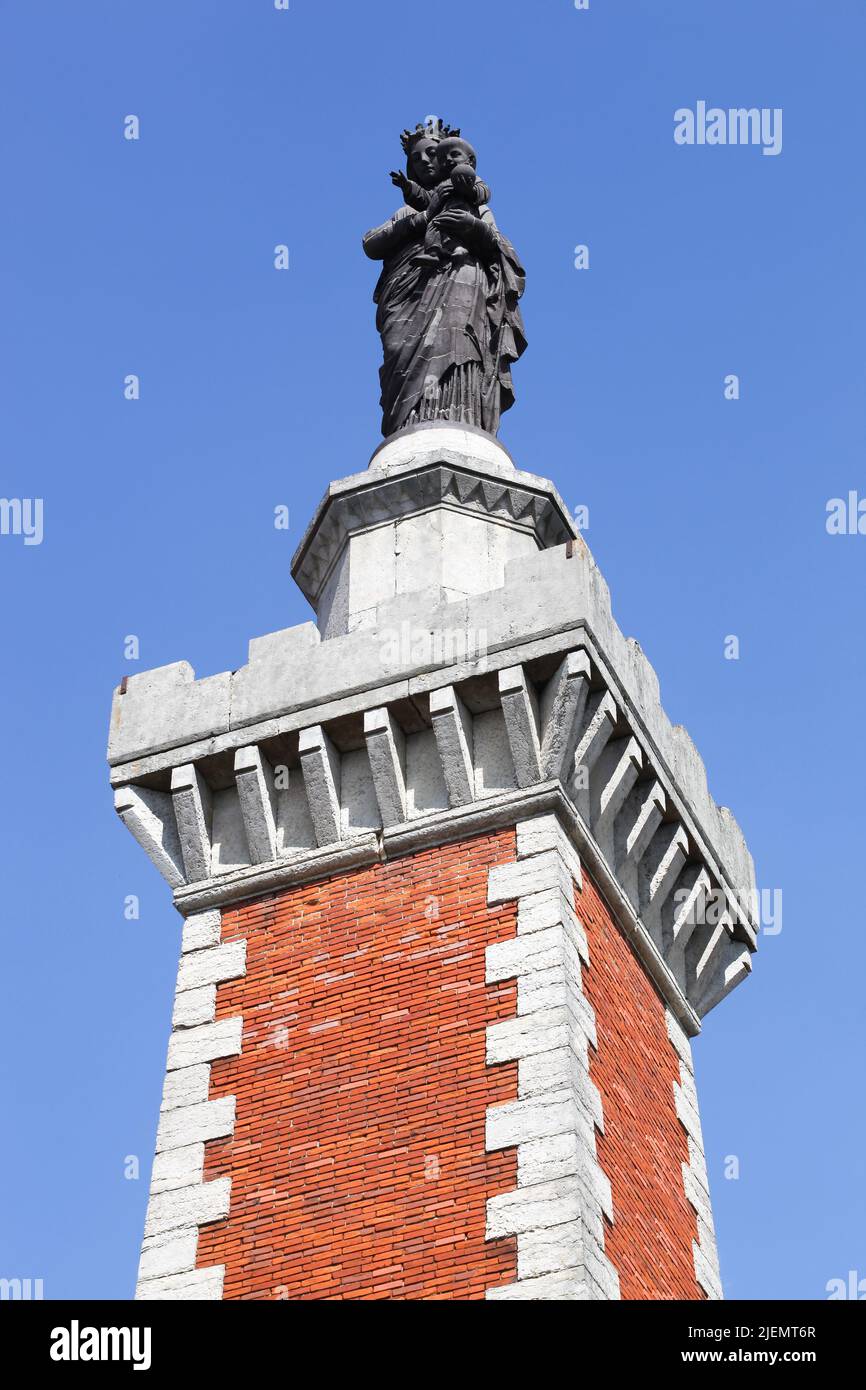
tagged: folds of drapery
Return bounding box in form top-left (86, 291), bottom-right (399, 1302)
top-left (367, 205), bottom-right (527, 438)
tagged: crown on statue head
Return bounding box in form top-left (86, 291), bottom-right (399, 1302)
top-left (400, 118), bottom-right (461, 154)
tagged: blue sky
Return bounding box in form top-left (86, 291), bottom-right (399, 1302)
top-left (1, 0), bottom-right (864, 1300)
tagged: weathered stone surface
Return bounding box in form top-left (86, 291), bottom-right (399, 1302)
top-left (155, 1097), bottom-right (235, 1153)
top-left (114, 785), bottom-right (185, 890)
top-left (143, 1178), bottom-right (231, 1238)
top-left (136, 1266), bottom-right (224, 1301)
top-left (171, 984), bottom-right (215, 1029)
top-left (484, 817), bottom-right (620, 1300)
top-left (149, 1143), bottom-right (204, 1195)
top-left (429, 684), bottom-right (475, 807)
top-left (176, 941), bottom-right (246, 994)
top-left (665, 1008), bottom-right (724, 1299)
top-left (160, 1065), bottom-right (210, 1112)
top-left (234, 745), bottom-right (279, 863)
top-left (166, 1018), bottom-right (242, 1071)
top-left (138, 1228), bottom-right (198, 1282)
top-left (181, 909), bottom-right (221, 953)
top-left (171, 764), bottom-right (212, 884)
top-left (298, 725), bottom-right (342, 846)
top-left (364, 708), bottom-right (407, 826)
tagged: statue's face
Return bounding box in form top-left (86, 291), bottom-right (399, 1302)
top-left (408, 138), bottom-right (439, 189)
top-left (437, 139), bottom-right (477, 177)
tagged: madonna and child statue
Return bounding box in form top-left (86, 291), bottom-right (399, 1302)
top-left (363, 119), bottom-right (527, 439)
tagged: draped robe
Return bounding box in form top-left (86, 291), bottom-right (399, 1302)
top-left (363, 204), bottom-right (527, 438)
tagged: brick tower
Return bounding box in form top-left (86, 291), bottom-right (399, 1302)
top-left (110, 423), bottom-right (757, 1301)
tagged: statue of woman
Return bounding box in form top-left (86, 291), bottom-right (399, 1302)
top-left (363, 121), bottom-right (527, 440)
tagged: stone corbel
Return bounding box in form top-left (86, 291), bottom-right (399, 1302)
top-left (639, 823), bottom-right (690, 948)
top-left (571, 689), bottom-right (618, 820)
top-left (666, 865), bottom-right (712, 991)
top-left (538, 649), bottom-right (592, 782)
top-left (171, 764), bottom-right (213, 884)
top-left (298, 725), bottom-right (342, 847)
top-left (590, 736), bottom-right (643, 861)
top-left (364, 708), bottom-right (408, 827)
top-left (429, 685), bottom-right (475, 807)
top-left (498, 665), bottom-right (542, 787)
top-left (115, 784), bottom-right (186, 890)
top-left (691, 912), bottom-right (753, 1016)
top-left (614, 779), bottom-right (666, 908)
top-left (234, 746), bottom-right (278, 864)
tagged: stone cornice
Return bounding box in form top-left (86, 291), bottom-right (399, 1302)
top-left (109, 612), bottom-right (755, 930)
top-left (107, 542), bottom-right (754, 932)
top-left (290, 454), bottom-right (577, 608)
top-left (113, 625), bottom-right (754, 1027)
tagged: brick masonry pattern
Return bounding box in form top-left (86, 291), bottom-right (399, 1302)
top-left (579, 870), bottom-right (705, 1300)
top-left (196, 831), bottom-right (520, 1300)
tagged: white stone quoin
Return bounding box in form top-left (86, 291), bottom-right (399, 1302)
top-left (112, 424), bottom-right (757, 1300)
top-left (484, 815), bottom-right (619, 1300)
top-left (135, 909), bottom-right (244, 1301)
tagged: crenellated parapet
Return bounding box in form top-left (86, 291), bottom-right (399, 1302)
top-left (109, 429), bottom-right (756, 1036)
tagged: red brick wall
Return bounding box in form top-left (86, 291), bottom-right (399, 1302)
top-left (196, 831), bottom-right (519, 1300)
top-left (578, 869), bottom-right (705, 1300)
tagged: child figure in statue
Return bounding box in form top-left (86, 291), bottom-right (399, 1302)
top-left (391, 136), bottom-right (491, 264)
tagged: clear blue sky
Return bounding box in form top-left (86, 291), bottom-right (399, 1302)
top-left (1, 0), bottom-right (863, 1301)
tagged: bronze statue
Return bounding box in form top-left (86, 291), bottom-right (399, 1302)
top-left (363, 120), bottom-right (526, 439)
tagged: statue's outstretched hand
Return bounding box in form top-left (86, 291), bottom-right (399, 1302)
top-left (390, 169), bottom-right (409, 191)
